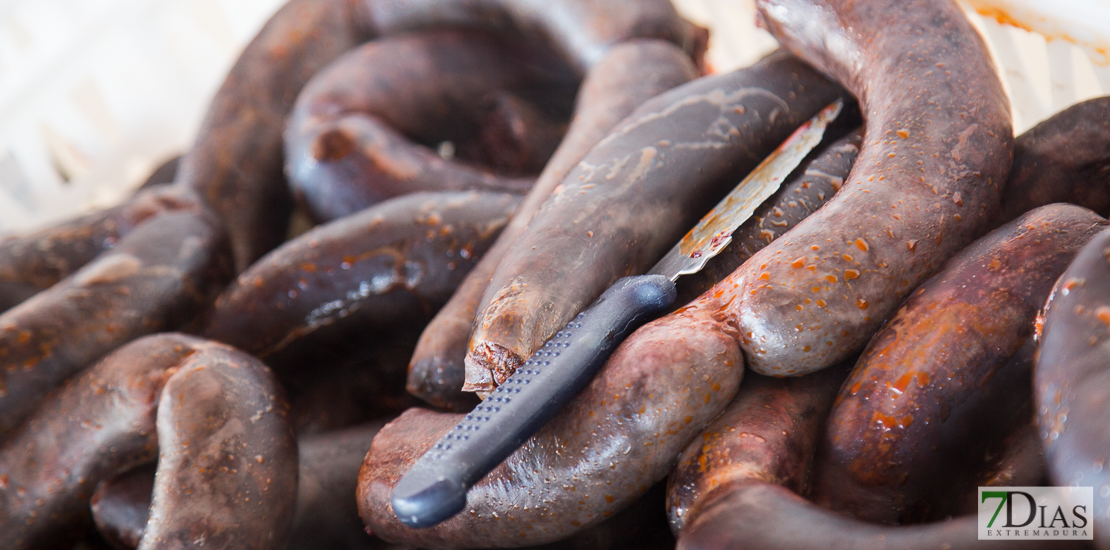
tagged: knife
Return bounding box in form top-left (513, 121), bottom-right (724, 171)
top-left (391, 99), bottom-right (844, 529)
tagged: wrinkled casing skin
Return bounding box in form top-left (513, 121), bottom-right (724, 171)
top-left (466, 51), bottom-right (843, 391)
top-left (202, 191), bottom-right (519, 369)
top-left (737, 0), bottom-right (1013, 376)
top-left (1037, 225), bottom-right (1110, 550)
top-left (667, 367), bottom-right (846, 534)
top-left (817, 204), bottom-right (1107, 523)
top-left (407, 39), bottom-right (698, 410)
top-left (0, 211), bottom-right (232, 439)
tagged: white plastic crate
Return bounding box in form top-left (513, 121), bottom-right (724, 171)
top-left (0, 0), bottom-right (1107, 234)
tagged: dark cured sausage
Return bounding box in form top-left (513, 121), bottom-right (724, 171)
top-left (735, 0), bottom-right (1013, 376)
top-left (139, 342), bottom-right (297, 550)
top-left (407, 39), bottom-right (699, 410)
top-left (184, 0), bottom-right (697, 271)
top-left (201, 191), bottom-right (519, 370)
top-left (677, 482), bottom-right (1080, 550)
top-left (359, 295), bottom-right (745, 548)
top-left (666, 367), bottom-right (846, 534)
top-left (675, 128), bottom-right (862, 304)
top-left (994, 96), bottom-right (1110, 225)
top-left (0, 334), bottom-right (296, 550)
top-left (464, 51), bottom-right (844, 392)
top-left (91, 424), bottom-right (390, 550)
top-left (816, 204), bottom-right (1107, 524)
top-left (179, 0), bottom-right (374, 271)
top-left (667, 353), bottom-right (1072, 550)
top-left (361, 0), bottom-right (697, 74)
top-left (285, 29), bottom-right (575, 221)
top-left (1036, 225), bottom-right (1110, 549)
top-left (0, 210), bottom-right (232, 439)
top-left (0, 186), bottom-right (202, 312)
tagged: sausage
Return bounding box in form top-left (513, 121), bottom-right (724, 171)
top-left (285, 29), bottom-right (576, 221)
top-left (994, 96), bottom-right (1110, 225)
top-left (0, 334), bottom-right (296, 550)
top-left (407, 39), bottom-right (699, 411)
top-left (734, 0), bottom-right (1013, 376)
top-left (359, 286), bottom-right (745, 547)
top-left (676, 482), bottom-right (1080, 550)
top-left (675, 127), bottom-right (863, 304)
top-left (179, 0), bottom-right (374, 271)
top-left (815, 204), bottom-right (1107, 524)
top-left (91, 424), bottom-right (389, 550)
top-left (1036, 225), bottom-right (1110, 549)
top-left (201, 191), bottom-right (518, 371)
top-left (0, 210), bottom-right (233, 439)
top-left (0, 186), bottom-right (203, 312)
top-left (666, 367), bottom-right (847, 535)
top-left (139, 341), bottom-right (298, 550)
top-left (464, 50), bottom-right (845, 392)
top-left (361, 0), bottom-right (697, 74)
top-left (93, 425), bottom-right (673, 550)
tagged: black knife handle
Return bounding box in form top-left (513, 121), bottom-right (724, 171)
top-left (391, 274), bottom-right (677, 528)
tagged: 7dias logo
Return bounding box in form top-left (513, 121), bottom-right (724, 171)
top-left (978, 487), bottom-right (1093, 540)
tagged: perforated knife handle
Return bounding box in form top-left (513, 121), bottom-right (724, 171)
top-left (391, 274), bottom-right (677, 528)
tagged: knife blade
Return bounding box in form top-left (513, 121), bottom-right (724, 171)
top-left (391, 99), bottom-right (844, 529)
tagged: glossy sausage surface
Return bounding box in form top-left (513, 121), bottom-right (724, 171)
top-left (1036, 225), bottom-right (1110, 549)
top-left (736, 0), bottom-right (1012, 376)
top-left (817, 204), bottom-right (1106, 523)
top-left (407, 39), bottom-right (698, 410)
top-left (201, 191), bottom-right (519, 370)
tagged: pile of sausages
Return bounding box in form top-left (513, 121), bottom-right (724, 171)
top-left (1, 0), bottom-right (1109, 548)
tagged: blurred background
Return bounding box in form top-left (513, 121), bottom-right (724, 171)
top-left (0, 0), bottom-right (1106, 234)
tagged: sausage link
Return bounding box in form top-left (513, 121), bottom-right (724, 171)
top-left (179, 0), bottom-right (374, 270)
top-left (201, 191), bottom-right (519, 370)
top-left (675, 127), bottom-right (863, 304)
top-left (735, 0), bottom-right (1013, 376)
top-left (0, 335), bottom-right (296, 550)
top-left (407, 39), bottom-right (698, 410)
top-left (285, 29), bottom-right (576, 221)
top-left (92, 424), bottom-right (389, 550)
top-left (0, 210), bottom-right (232, 439)
top-left (465, 51), bottom-right (844, 392)
top-left (666, 367), bottom-right (847, 535)
top-left (816, 204), bottom-right (1107, 523)
top-left (359, 296), bottom-right (744, 548)
top-left (677, 482), bottom-right (1080, 550)
top-left (1036, 225), bottom-right (1110, 549)
top-left (361, 0), bottom-right (696, 74)
top-left (139, 343), bottom-right (297, 550)
top-left (994, 96), bottom-right (1110, 225)
top-left (0, 186), bottom-right (203, 312)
